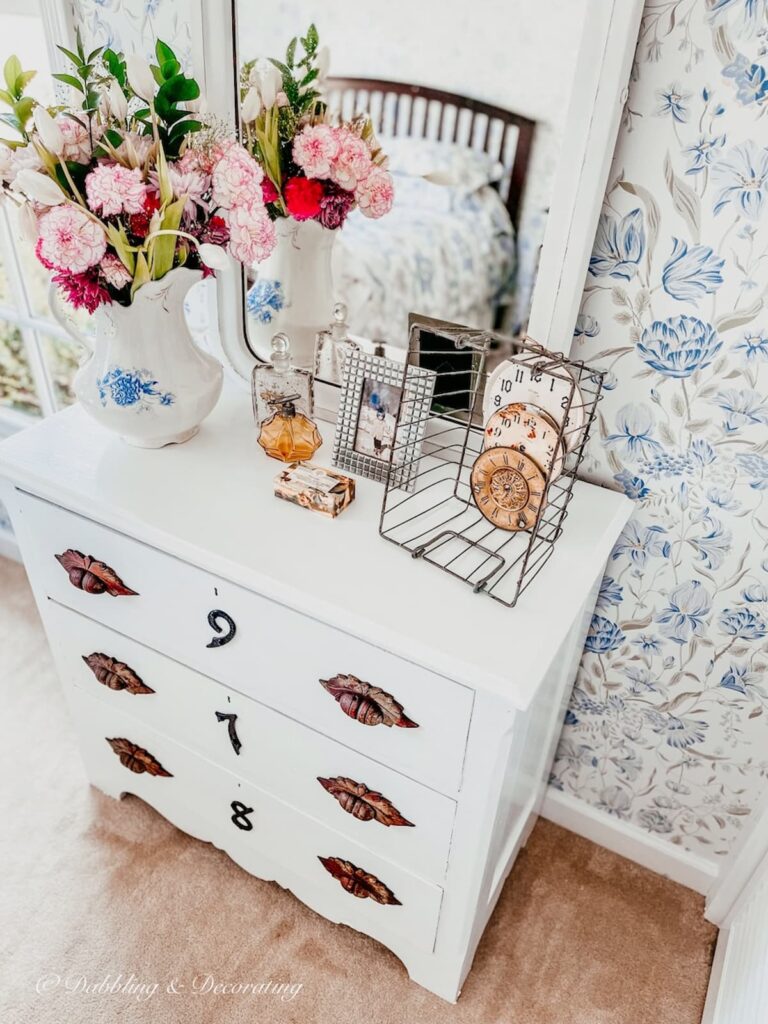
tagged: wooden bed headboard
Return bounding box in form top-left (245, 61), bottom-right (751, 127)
top-left (325, 77), bottom-right (536, 230)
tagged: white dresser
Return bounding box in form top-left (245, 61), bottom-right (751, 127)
top-left (0, 387), bottom-right (630, 1001)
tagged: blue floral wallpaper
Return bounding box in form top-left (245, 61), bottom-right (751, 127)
top-left (72, 0), bottom-right (196, 67)
top-left (552, 0), bottom-right (768, 860)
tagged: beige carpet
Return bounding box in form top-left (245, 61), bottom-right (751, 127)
top-left (0, 555), bottom-right (717, 1024)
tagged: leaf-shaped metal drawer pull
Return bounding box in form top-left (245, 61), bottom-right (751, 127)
top-left (318, 856), bottom-right (401, 905)
top-left (82, 653), bottom-right (155, 694)
top-left (55, 549), bottom-right (138, 596)
top-left (106, 738), bottom-right (172, 776)
top-left (317, 776), bottom-right (414, 827)
top-left (319, 674), bottom-right (419, 728)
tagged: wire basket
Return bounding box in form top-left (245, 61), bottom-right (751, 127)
top-left (378, 320), bottom-right (605, 608)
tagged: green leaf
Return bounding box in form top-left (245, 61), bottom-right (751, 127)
top-left (151, 63), bottom-right (164, 86)
top-left (286, 37), bottom-right (297, 67)
top-left (152, 194), bottom-right (186, 279)
top-left (0, 88), bottom-right (14, 106)
top-left (306, 23), bottom-right (319, 50)
top-left (155, 40), bottom-right (176, 66)
top-left (158, 74), bottom-right (199, 105)
top-left (12, 96), bottom-right (34, 126)
top-left (53, 72), bottom-right (85, 93)
top-left (301, 68), bottom-right (318, 87)
top-left (132, 250), bottom-right (150, 298)
top-left (103, 49), bottom-right (126, 87)
top-left (4, 55), bottom-right (22, 95)
top-left (14, 69), bottom-right (36, 93)
top-left (56, 45), bottom-right (82, 68)
top-left (75, 27), bottom-right (85, 60)
top-left (0, 112), bottom-right (21, 133)
top-left (168, 118), bottom-right (201, 143)
top-left (87, 46), bottom-right (103, 63)
top-left (160, 58), bottom-right (181, 80)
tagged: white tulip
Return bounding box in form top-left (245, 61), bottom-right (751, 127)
top-left (33, 106), bottom-right (64, 156)
top-left (14, 169), bottom-right (65, 205)
top-left (255, 58), bottom-right (282, 109)
top-left (126, 54), bottom-right (156, 101)
top-left (198, 243), bottom-right (229, 270)
top-left (16, 203), bottom-right (38, 244)
top-left (316, 46), bottom-right (331, 81)
top-left (240, 86), bottom-right (262, 123)
top-left (108, 80), bottom-right (128, 121)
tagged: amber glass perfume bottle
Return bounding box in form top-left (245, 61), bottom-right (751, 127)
top-left (252, 333), bottom-right (313, 426)
top-left (258, 394), bottom-right (322, 463)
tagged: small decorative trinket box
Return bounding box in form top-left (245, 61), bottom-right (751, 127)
top-left (274, 463), bottom-right (355, 518)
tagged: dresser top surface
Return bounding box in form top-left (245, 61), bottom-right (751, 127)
top-left (0, 385), bottom-right (631, 705)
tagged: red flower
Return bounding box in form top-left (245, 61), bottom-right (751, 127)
top-left (52, 268), bottom-right (111, 313)
top-left (128, 191), bottom-right (161, 239)
top-left (284, 176), bottom-right (325, 221)
top-left (262, 178), bottom-right (280, 205)
top-left (200, 214), bottom-right (230, 246)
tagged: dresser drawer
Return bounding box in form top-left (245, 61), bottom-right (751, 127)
top-left (16, 491), bottom-right (472, 795)
top-left (44, 600), bottom-right (457, 882)
top-left (65, 684), bottom-right (443, 953)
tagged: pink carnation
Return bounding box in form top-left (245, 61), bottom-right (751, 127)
top-left (293, 124), bottom-right (339, 179)
top-left (57, 115), bottom-right (91, 163)
top-left (330, 128), bottom-right (373, 190)
top-left (37, 204), bottom-right (107, 273)
top-left (101, 252), bottom-right (132, 290)
top-left (86, 164), bottom-right (147, 217)
top-left (211, 141), bottom-right (264, 210)
top-left (148, 163), bottom-right (211, 219)
top-left (115, 132), bottom-right (153, 167)
top-left (356, 167), bottom-right (395, 219)
top-left (227, 199), bottom-right (276, 264)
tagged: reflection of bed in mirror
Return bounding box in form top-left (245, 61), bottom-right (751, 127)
top-left (247, 78), bottom-right (536, 348)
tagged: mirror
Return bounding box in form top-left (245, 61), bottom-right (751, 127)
top-left (233, 0), bottom-right (593, 380)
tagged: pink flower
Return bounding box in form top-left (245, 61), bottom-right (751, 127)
top-left (293, 124), bottom-right (339, 179)
top-left (101, 252), bottom-right (132, 290)
top-left (330, 128), bottom-right (373, 190)
top-left (37, 204), bottom-right (107, 272)
top-left (115, 132), bottom-right (153, 168)
top-left (8, 144), bottom-right (42, 188)
top-left (227, 199), bottom-right (276, 264)
top-left (148, 163), bottom-right (211, 219)
top-left (86, 164), bottom-right (147, 217)
top-left (211, 141), bottom-right (264, 210)
top-left (355, 167), bottom-right (394, 219)
top-left (57, 115), bottom-right (92, 163)
top-left (52, 267), bottom-right (110, 313)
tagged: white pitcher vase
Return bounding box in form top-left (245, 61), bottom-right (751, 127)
top-left (50, 267), bottom-right (223, 448)
top-left (246, 218), bottom-right (336, 369)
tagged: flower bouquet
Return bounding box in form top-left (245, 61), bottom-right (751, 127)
top-left (0, 35), bottom-right (277, 446)
top-left (240, 25), bottom-right (395, 363)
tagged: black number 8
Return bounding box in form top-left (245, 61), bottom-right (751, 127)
top-left (206, 609), bottom-right (236, 648)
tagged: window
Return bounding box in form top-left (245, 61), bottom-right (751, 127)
top-left (0, 0), bottom-right (82, 434)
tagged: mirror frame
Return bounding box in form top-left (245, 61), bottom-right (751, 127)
top-left (42, 0), bottom-right (644, 416)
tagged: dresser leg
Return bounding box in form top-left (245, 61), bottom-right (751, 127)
top-left (402, 952), bottom-right (467, 1004)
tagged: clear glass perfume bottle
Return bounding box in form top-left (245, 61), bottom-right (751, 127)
top-left (314, 302), bottom-right (360, 384)
top-left (252, 332), bottom-right (314, 426)
top-left (258, 394), bottom-right (322, 463)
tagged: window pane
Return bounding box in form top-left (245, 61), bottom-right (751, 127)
top-left (0, 322), bottom-right (41, 416)
top-left (39, 332), bottom-right (81, 410)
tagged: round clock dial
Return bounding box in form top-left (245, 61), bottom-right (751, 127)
top-left (483, 359), bottom-right (585, 451)
top-left (470, 446), bottom-right (546, 532)
top-left (483, 402), bottom-right (565, 481)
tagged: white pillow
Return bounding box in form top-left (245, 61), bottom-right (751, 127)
top-left (381, 136), bottom-right (503, 193)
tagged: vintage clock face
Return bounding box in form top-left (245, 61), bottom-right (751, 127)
top-left (483, 402), bottom-right (564, 481)
top-left (483, 359), bottom-right (585, 451)
top-left (470, 446), bottom-right (546, 532)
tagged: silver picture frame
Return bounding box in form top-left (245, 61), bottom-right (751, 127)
top-left (332, 351), bottom-right (436, 492)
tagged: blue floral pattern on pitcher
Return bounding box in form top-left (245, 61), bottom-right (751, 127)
top-left (97, 368), bottom-right (175, 411)
top-left (247, 279), bottom-right (286, 324)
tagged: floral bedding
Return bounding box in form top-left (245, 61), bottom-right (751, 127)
top-left (331, 177), bottom-right (516, 346)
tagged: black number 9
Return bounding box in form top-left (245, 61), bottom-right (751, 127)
top-left (206, 609), bottom-right (236, 648)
